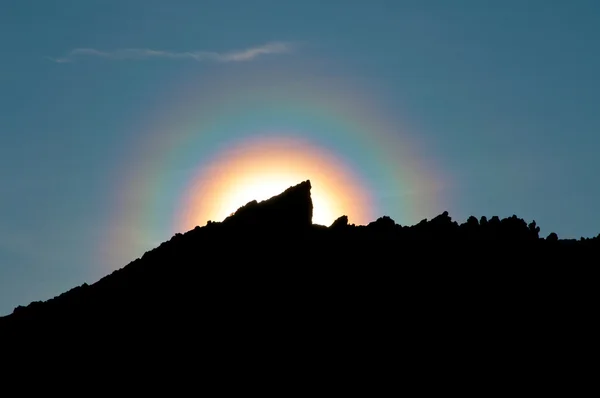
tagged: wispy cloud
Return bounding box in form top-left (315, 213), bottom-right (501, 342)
top-left (49, 42), bottom-right (293, 64)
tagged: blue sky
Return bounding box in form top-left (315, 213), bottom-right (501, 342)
top-left (1, 0), bottom-right (599, 315)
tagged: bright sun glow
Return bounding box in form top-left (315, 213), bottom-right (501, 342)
top-left (214, 171), bottom-right (338, 225)
top-left (176, 136), bottom-right (372, 231)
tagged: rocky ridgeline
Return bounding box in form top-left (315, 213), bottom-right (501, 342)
top-left (1, 180), bottom-right (597, 334)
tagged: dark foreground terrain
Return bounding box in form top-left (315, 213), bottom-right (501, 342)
top-left (0, 181), bottom-right (596, 385)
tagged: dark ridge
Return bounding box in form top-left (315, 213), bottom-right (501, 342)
top-left (0, 180), bottom-right (596, 365)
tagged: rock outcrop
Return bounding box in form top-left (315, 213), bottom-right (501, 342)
top-left (222, 180), bottom-right (313, 232)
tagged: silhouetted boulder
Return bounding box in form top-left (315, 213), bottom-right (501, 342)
top-left (368, 215), bottom-right (395, 229)
top-left (330, 215), bottom-right (349, 229)
top-left (529, 221), bottom-right (540, 238)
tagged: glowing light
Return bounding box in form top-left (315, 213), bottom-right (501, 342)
top-left (177, 135), bottom-right (372, 229)
top-left (102, 63), bottom-right (451, 272)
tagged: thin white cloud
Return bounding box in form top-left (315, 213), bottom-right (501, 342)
top-left (49, 42), bottom-right (293, 63)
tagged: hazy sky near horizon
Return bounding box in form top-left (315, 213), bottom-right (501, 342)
top-left (1, 0), bottom-right (599, 315)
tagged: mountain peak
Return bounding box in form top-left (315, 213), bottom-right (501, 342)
top-left (221, 179), bottom-right (313, 230)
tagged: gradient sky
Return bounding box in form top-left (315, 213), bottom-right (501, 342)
top-left (1, 0), bottom-right (599, 315)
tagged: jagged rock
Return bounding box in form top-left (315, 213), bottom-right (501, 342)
top-left (330, 215), bottom-right (348, 229)
top-left (222, 180), bottom-right (313, 231)
top-left (368, 215), bottom-right (396, 229)
top-left (431, 211), bottom-right (452, 224)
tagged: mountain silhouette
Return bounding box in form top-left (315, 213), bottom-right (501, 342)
top-left (0, 179), bottom-right (596, 374)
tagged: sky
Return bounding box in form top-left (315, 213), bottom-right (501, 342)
top-left (1, 0), bottom-right (599, 315)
